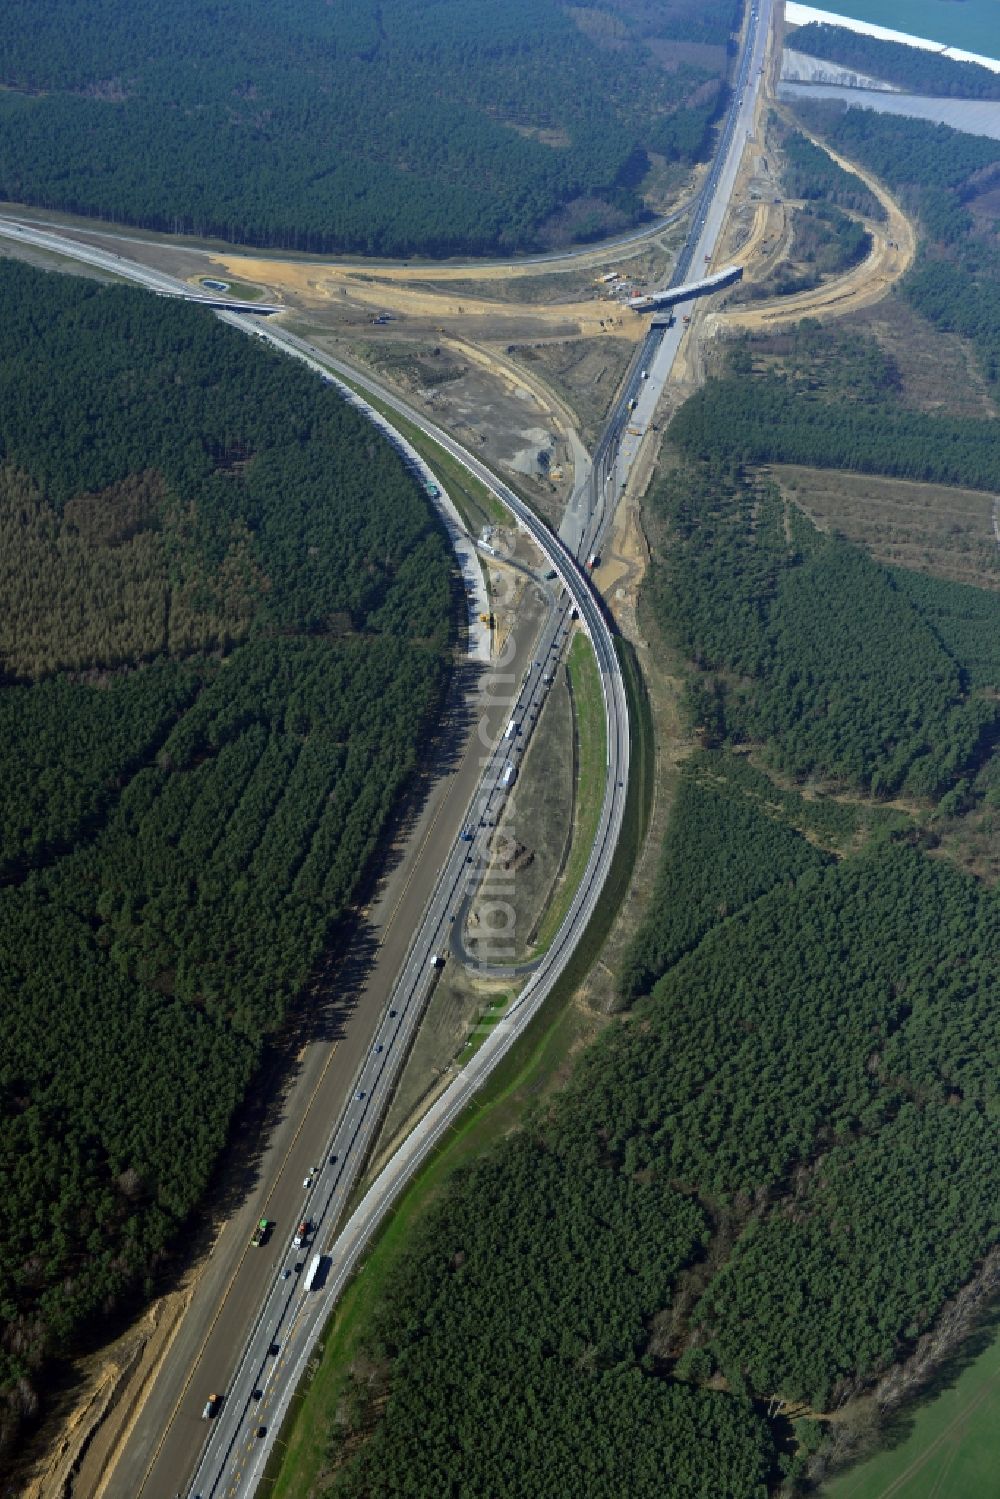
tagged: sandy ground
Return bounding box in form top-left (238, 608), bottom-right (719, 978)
top-left (718, 130), bottom-right (916, 330)
top-left (212, 253), bottom-right (644, 342)
top-left (594, 493), bottom-right (652, 638)
top-left (13, 1282), bottom-right (196, 1499)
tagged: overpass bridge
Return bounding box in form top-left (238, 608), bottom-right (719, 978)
top-left (628, 262), bottom-right (743, 313)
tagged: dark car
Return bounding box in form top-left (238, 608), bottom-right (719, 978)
top-left (257, 1425), bottom-right (267, 1439)
top-left (252, 1388), bottom-right (262, 1400)
top-left (269, 1342), bottom-right (280, 1355)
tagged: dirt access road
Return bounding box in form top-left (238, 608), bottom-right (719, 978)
top-left (719, 129), bottom-right (916, 331)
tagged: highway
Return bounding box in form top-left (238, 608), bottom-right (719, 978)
top-left (0, 195), bottom-right (628, 1497)
top-left (179, 334), bottom-right (630, 1499)
top-left (185, 2), bottom-right (774, 1486)
top-left (560, 0), bottom-right (774, 556)
top-left (0, 5), bottom-right (772, 1492)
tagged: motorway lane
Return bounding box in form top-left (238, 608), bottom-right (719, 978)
top-left (188, 604), bottom-right (586, 1499)
top-left (105, 592), bottom-right (552, 1499)
top-left (216, 548), bottom-right (629, 1499)
top-left (558, 0), bottom-right (773, 558)
top-left (192, 626), bottom-right (627, 1499)
top-left (0, 205), bottom-right (622, 1497)
top-left (176, 336), bottom-right (630, 1497)
top-left (0, 12), bottom-right (770, 1481)
top-left (167, 7), bottom-right (779, 1481)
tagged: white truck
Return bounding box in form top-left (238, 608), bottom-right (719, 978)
top-left (304, 1253), bottom-right (326, 1291)
top-left (501, 765), bottom-right (516, 789)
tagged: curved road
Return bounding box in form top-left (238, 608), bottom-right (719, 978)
top-left (184, 371), bottom-right (630, 1499)
top-left (0, 200), bottom-right (630, 1499)
top-left (0, 5), bottom-right (773, 1490)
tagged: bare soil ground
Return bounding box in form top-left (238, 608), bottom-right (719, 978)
top-left (374, 242), bottom-right (670, 308)
top-left (291, 323), bottom-right (579, 527)
top-left (12, 1285), bottom-right (193, 1499)
top-left (840, 299), bottom-right (999, 422)
top-left (213, 252), bottom-right (645, 345)
top-left (509, 336), bottom-right (637, 445)
top-left (716, 128), bottom-right (915, 331)
top-left (372, 960), bottom-right (515, 1170)
top-left (773, 465), bottom-right (1000, 589)
top-left (593, 491), bottom-right (652, 635)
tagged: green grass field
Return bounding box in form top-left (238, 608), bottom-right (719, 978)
top-left (812, 0), bottom-right (1000, 61)
top-left (824, 1318), bottom-right (1000, 1499)
top-left (530, 630), bottom-right (607, 953)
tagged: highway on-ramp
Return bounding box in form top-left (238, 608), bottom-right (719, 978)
top-left (0, 6), bottom-right (773, 1490)
top-left (0, 194), bottom-right (630, 1499)
top-left (183, 425), bottom-right (630, 1499)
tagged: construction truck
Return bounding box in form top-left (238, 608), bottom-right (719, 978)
top-left (251, 1217), bottom-right (271, 1248)
top-left (293, 1220), bottom-right (310, 1249)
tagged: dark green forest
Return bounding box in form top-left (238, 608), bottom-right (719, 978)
top-left (0, 0), bottom-right (739, 256)
top-left (789, 22), bottom-right (1000, 99)
top-left (617, 750), bottom-right (909, 1004)
top-left (649, 461), bottom-right (1000, 798)
top-left (259, 96), bottom-right (1000, 1499)
top-left (889, 568), bottom-right (1000, 692)
top-left (322, 775), bottom-right (1000, 1495)
top-left (670, 330), bottom-right (1000, 488)
top-left (776, 124), bottom-right (885, 220)
top-left (0, 260), bottom-right (453, 1451)
top-left (315, 409), bottom-right (1000, 1491)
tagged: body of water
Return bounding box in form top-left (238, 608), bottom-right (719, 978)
top-left (785, 0), bottom-right (1000, 66)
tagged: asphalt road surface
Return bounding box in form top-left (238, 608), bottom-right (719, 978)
top-left (560, 0), bottom-right (775, 558)
top-left (0, 7), bottom-right (770, 1485)
top-left (183, 459), bottom-right (630, 1499)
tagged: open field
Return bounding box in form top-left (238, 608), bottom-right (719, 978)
top-left (843, 299), bottom-right (999, 421)
top-left (507, 335), bottom-right (636, 445)
top-left (772, 465), bottom-right (1000, 589)
top-left (288, 320), bottom-right (583, 525)
top-left (530, 631), bottom-right (608, 955)
top-left (824, 1317), bottom-right (1000, 1499)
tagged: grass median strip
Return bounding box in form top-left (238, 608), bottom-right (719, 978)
top-left (530, 629), bottom-right (607, 955)
top-left (265, 636), bottom-right (648, 1499)
top-left (320, 362), bottom-right (509, 533)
